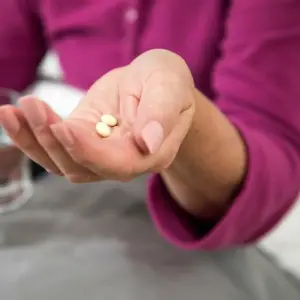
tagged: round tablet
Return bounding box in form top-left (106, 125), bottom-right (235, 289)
top-left (100, 114), bottom-right (118, 127)
top-left (96, 122), bottom-right (112, 138)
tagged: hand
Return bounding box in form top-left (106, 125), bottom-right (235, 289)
top-left (0, 50), bottom-right (196, 183)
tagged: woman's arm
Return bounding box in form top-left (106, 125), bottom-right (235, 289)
top-left (0, 0), bottom-right (46, 99)
top-left (148, 0), bottom-right (300, 249)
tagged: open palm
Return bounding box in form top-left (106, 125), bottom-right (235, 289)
top-left (0, 50), bottom-right (195, 183)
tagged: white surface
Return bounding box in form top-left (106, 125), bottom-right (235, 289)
top-left (38, 52), bottom-right (63, 80)
top-left (35, 53), bottom-right (300, 280)
top-left (259, 201), bottom-right (300, 278)
top-left (30, 81), bottom-right (83, 119)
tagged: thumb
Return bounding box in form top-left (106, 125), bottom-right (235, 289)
top-left (133, 82), bottom-right (194, 154)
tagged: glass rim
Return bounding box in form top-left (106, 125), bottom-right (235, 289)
top-left (0, 88), bottom-right (20, 106)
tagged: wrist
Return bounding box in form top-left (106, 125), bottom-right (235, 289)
top-left (161, 156), bottom-right (244, 220)
top-left (160, 170), bottom-right (235, 220)
top-left (160, 90), bottom-right (247, 219)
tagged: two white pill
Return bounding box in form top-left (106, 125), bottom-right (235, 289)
top-left (96, 114), bottom-right (118, 137)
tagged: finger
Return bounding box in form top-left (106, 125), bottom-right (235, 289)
top-left (19, 97), bottom-right (99, 181)
top-left (119, 95), bottom-right (139, 125)
top-left (118, 68), bottom-right (141, 125)
top-left (0, 105), bottom-right (62, 174)
top-left (133, 81), bottom-right (194, 154)
top-left (68, 68), bottom-right (124, 123)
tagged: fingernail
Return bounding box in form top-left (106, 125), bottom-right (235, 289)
top-left (21, 101), bottom-right (47, 128)
top-left (141, 121), bottom-right (164, 154)
top-left (1, 110), bottom-right (20, 135)
top-left (50, 124), bottom-right (74, 148)
top-left (46, 169), bottom-right (63, 176)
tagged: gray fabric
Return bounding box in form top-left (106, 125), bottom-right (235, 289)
top-left (0, 175), bottom-right (299, 300)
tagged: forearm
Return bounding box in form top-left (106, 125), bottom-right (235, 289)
top-left (147, 1), bottom-right (300, 250)
top-left (161, 89), bottom-right (246, 219)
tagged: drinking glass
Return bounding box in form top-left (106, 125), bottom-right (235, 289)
top-left (0, 88), bottom-right (33, 214)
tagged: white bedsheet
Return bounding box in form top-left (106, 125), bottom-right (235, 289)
top-left (32, 53), bottom-right (300, 280)
top-left (259, 201), bottom-right (300, 278)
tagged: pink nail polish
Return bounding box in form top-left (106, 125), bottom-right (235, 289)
top-left (141, 121), bottom-right (164, 154)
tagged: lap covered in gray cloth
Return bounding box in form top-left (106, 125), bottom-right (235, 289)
top-left (0, 175), bottom-right (299, 300)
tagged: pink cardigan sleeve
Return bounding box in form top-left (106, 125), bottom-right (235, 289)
top-left (147, 0), bottom-right (300, 250)
top-left (0, 0), bottom-right (45, 103)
